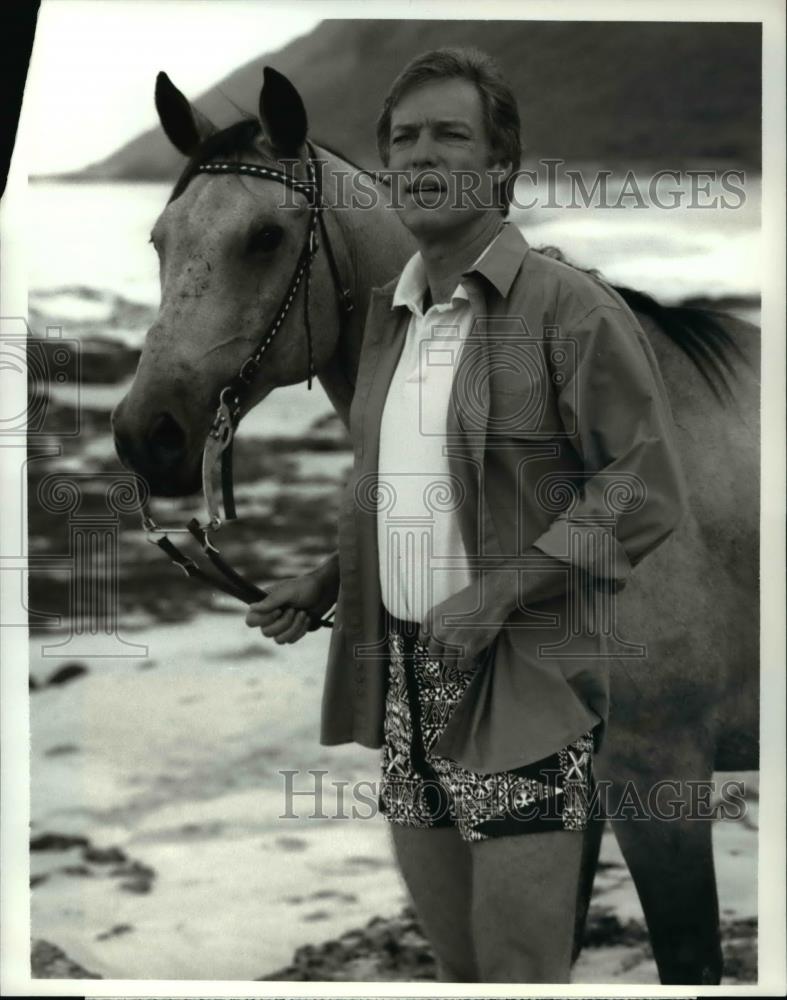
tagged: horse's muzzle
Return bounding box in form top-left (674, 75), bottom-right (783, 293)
top-left (111, 400), bottom-right (201, 498)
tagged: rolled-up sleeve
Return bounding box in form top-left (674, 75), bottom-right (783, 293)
top-left (530, 303), bottom-right (688, 590)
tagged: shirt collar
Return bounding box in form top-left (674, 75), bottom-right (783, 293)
top-left (391, 252), bottom-right (431, 312)
top-left (391, 249), bottom-right (473, 315)
top-left (462, 221), bottom-right (530, 298)
top-left (389, 223), bottom-right (529, 312)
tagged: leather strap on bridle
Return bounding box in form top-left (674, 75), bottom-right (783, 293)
top-left (138, 140), bottom-right (352, 623)
top-left (204, 140), bottom-right (354, 526)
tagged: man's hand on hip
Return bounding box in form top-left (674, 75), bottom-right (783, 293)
top-left (418, 572), bottom-right (517, 671)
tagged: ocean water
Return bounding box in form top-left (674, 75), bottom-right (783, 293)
top-left (29, 181), bottom-right (167, 310)
top-left (29, 172), bottom-right (761, 339)
top-left (27, 174), bottom-right (761, 444)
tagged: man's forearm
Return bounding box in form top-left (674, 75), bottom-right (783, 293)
top-left (484, 546), bottom-right (581, 621)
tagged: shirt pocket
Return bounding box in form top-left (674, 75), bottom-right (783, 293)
top-left (487, 367), bottom-right (563, 441)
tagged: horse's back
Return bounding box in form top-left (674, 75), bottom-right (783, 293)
top-left (607, 311), bottom-right (760, 773)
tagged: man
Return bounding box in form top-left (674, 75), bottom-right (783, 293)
top-left (246, 48), bottom-right (686, 982)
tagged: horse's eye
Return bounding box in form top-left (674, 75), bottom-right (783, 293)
top-left (246, 225), bottom-right (284, 254)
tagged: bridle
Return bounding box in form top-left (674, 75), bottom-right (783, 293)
top-left (136, 139), bottom-right (356, 628)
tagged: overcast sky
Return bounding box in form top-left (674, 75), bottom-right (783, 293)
top-left (20, 0), bottom-right (323, 175)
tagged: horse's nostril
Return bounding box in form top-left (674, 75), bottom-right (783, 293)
top-left (147, 411), bottom-right (187, 460)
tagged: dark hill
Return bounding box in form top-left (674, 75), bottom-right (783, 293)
top-left (64, 19), bottom-right (761, 181)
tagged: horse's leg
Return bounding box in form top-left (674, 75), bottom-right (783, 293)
top-left (602, 736), bottom-right (723, 985)
top-left (571, 812), bottom-right (605, 964)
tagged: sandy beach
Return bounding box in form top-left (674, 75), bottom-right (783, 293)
top-left (29, 607), bottom-right (758, 982)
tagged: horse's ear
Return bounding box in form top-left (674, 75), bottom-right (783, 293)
top-left (155, 71), bottom-right (215, 157)
top-left (259, 67), bottom-right (308, 155)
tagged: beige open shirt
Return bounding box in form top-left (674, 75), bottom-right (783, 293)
top-left (319, 223), bottom-right (687, 773)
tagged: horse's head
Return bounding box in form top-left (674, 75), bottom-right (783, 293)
top-left (111, 68), bottom-right (345, 497)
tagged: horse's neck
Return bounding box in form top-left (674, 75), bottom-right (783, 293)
top-left (314, 146), bottom-right (414, 428)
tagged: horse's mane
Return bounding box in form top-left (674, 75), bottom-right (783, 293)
top-left (168, 121), bottom-right (383, 205)
top-left (168, 118), bottom-right (261, 203)
top-left (169, 123), bottom-right (747, 404)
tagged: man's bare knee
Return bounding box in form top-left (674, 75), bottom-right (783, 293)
top-left (388, 825), bottom-right (478, 981)
top-left (435, 955), bottom-right (478, 982)
top-left (473, 923), bottom-right (571, 983)
top-left (470, 830), bottom-right (582, 983)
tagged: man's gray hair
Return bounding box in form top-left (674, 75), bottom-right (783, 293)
top-left (375, 47), bottom-right (522, 214)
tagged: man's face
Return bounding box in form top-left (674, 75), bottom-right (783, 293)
top-left (387, 78), bottom-right (509, 239)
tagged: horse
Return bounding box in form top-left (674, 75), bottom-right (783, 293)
top-left (111, 67), bottom-right (760, 985)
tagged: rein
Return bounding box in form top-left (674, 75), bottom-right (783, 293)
top-left (138, 140), bottom-right (354, 626)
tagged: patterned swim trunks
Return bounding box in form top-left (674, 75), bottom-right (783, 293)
top-left (378, 619), bottom-right (596, 843)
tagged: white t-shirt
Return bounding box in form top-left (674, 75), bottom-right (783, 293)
top-left (377, 234), bottom-right (501, 624)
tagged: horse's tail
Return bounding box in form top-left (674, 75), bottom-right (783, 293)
top-left (536, 245), bottom-right (748, 403)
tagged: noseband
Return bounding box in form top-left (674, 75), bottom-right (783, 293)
top-left (138, 140), bottom-right (354, 625)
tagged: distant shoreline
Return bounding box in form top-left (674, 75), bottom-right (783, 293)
top-left (29, 172), bottom-right (174, 184)
top-left (31, 157), bottom-right (763, 186)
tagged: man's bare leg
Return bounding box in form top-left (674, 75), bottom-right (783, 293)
top-left (470, 829), bottom-right (584, 983)
top-left (389, 824), bottom-right (478, 982)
